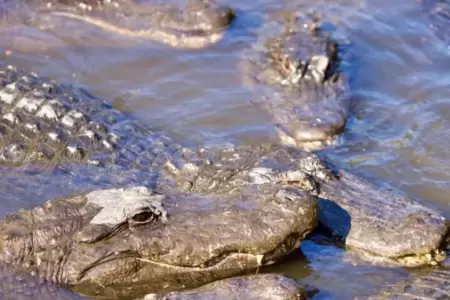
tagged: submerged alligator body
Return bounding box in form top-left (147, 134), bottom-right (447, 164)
top-left (0, 268), bottom-right (305, 300)
top-left (143, 274), bottom-right (306, 300)
top-left (2, 0), bottom-right (235, 49)
top-left (0, 184), bottom-right (317, 298)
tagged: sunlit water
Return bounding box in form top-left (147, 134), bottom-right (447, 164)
top-left (0, 0), bottom-right (449, 299)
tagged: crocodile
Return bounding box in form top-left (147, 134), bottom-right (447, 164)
top-left (0, 64), bottom-right (449, 268)
top-left (2, 0), bottom-right (235, 49)
top-left (0, 184), bottom-right (317, 299)
top-left (143, 274), bottom-right (306, 300)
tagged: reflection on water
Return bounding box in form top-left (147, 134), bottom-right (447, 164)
top-left (1, 0), bottom-right (450, 298)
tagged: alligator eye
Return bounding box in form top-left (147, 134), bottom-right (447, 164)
top-left (128, 209), bottom-right (156, 227)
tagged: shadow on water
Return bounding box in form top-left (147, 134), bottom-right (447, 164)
top-left (317, 198), bottom-right (351, 241)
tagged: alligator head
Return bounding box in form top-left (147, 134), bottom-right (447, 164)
top-left (33, 0), bottom-right (236, 48)
top-left (240, 13), bottom-right (349, 151)
top-left (0, 184), bottom-right (317, 298)
top-left (159, 144), bottom-right (449, 267)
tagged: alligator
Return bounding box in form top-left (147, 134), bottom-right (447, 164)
top-left (237, 0), bottom-right (378, 152)
top-left (239, 11), bottom-right (350, 151)
top-left (0, 184), bottom-right (317, 298)
top-left (3, 0), bottom-right (236, 49)
top-left (0, 63), bottom-right (449, 265)
top-left (143, 274), bottom-right (306, 300)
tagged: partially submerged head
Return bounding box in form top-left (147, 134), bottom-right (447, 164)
top-left (270, 24), bottom-right (349, 151)
top-left (44, 0), bottom-right (236, 48)
top-left (244, 14), bottom-right (350, 151)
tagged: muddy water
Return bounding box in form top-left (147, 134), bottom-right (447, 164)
top-left (0, 0), bottom-right (449, 299)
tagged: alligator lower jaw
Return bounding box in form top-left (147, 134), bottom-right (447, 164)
top-left (276, 128), bottom-right (339, 152)
top-left (72, 233), bottom-right (305, 297)
top-left (344, 247), bottom-right (448, 268)
top-left (73, 253), bottom-right (267, 298)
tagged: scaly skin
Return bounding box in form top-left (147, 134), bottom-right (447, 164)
top-left (2, 0), bottom-right (235, 49)
top-left (0, 184), bottom-right (317, 299)
top-left (0, 64), bottom-right (190, 170)
top-left (0, 64), bottom-right (448, 267)
top-left (143, 274), bottom-right (306, 300)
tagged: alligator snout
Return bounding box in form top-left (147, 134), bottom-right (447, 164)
top-left (276, 112), bottom-right (347, 151)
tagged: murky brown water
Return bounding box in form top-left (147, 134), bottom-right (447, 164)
top-left (0, 0), bottom-right (449, 299)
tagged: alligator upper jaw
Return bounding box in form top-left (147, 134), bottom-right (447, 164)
top-left (73, 252), bottom-right (268, 298)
